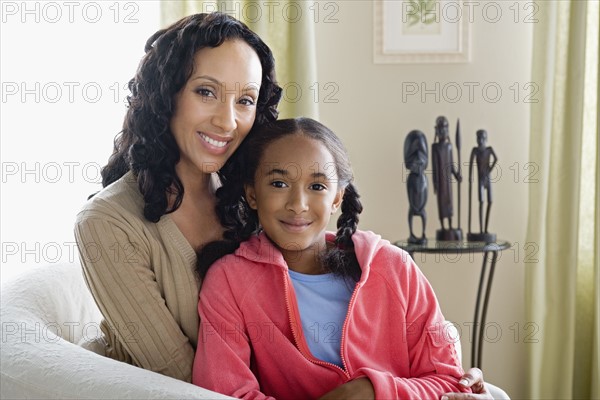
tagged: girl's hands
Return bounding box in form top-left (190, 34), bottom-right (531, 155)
top-left (442, 368), bottom-right (493, 400)
top-left (318, 377), bottom-right (375, 400)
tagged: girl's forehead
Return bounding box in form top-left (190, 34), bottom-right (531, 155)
top-left (262, 135), bottom-right (330, 157)
top-left (257, 135), bottom-right (337, 173)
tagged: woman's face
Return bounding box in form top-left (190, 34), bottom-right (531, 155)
top-left (170, 39), bottom-right (263, 178)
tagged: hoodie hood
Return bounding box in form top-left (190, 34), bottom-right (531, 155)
top-left (234, 230), bottom-right (390, 276)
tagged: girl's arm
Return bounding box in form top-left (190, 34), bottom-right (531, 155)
top-left (192, 266), bottom-right (274, 400)
top-left (345, 251), bottom-right (469, 399)
top-left (75, 215), bottom-right (195, 381)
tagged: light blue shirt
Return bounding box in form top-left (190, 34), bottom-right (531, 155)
top-left (288, 270), bottom-right (354, 367)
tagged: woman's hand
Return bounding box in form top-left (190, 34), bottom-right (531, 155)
top-left (318, 377), bottom-right (375, 400)
top-left (442, 368), bottom-right (493, 400)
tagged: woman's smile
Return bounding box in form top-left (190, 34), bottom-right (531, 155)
top-left (197, 132), bottom-right (232, 154)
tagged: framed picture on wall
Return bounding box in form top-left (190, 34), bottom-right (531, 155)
top-left (374, 0), bottom-right (471, 64)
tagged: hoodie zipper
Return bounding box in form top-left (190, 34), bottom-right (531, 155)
top-left (282, 272), bottom-right (351, 379)
top-left (339, 278), bottom-right (363, 375)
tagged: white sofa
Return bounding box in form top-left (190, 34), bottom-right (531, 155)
top-left (1, 263), bottom-right (509, 399)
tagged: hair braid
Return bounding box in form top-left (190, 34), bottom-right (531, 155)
top-left (320, 183), bottom-right (363, 282)
top-left (335, 183), bottom-right (363, 249)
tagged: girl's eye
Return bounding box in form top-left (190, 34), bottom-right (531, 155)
top-left (270, 181), bottom-right (287, 188)
top-left (310, 183), bottom-right (326, 191)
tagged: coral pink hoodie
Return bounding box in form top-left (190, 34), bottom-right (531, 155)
top-left (193, 230), bottom-right (468, 399)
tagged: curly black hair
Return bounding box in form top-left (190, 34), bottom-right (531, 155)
top-left (197, 117), bottom-right (364, 281)
top-left (99, 12), bottom-right (282, 222)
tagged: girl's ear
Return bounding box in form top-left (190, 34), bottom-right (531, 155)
top-left (245, 185), bottom-right (258, 210)
top-left (331, 188), bottom-right (345, 214)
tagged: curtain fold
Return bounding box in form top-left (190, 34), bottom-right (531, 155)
top-left (526, 1), bottom-right (599, 398)
top-left (160, 0), bottom-right (319, 120)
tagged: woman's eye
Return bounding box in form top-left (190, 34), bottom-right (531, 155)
top-left (270, 181), bottom-right (287, 188)
top-left (310, 183), bottom-right (326, 191)
top-left (195, 88), bottom-right (215, 98)
top-left (239, 97), bottom-right (256, 106)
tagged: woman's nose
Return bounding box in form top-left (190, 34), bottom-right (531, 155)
top-left (212, 100), bottom-right (237, 133)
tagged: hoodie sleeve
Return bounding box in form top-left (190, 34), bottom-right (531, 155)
top-left (352, 249), bottom-right (470, 399)
top-left (192, 263), bottom-right (275, 400)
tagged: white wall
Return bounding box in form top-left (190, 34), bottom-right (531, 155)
top-left (1, 0), bottom-right (531, 396)
top-left (1, 1), bottom-right (160, 281)
top-left (315, 1), bottom-right (532, 397)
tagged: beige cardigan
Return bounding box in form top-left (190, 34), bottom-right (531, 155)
top-left (74, 171), bottom-right (199, 382)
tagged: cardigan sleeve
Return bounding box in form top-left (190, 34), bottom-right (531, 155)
top-left (352, 251), bottom-right (469, 398)
top-left (74, 214), bottom-right (195, 382)
top-left (193, 265), bottom-right (275, 400)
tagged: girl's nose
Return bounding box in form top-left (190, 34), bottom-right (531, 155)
top-left (286, 187), bottom-right (308, 214)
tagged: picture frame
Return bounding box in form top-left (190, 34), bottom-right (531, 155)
top-left (374, 0), bottom-right (471, 64)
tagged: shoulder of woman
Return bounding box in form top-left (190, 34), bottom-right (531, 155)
top-left (76, 171), bottom-right (144, 224)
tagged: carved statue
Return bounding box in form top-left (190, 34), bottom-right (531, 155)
top-left (404, 130), bottom-right (428, 244)
top-left (468, 129), bottom-right (498, 242)
top-left (431, 116), bottom-right (463, 241)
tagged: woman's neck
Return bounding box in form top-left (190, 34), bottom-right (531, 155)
top-left (174, 162), bottom-right (217, 202)
top-left (167, 164), bottom-right (223, 251)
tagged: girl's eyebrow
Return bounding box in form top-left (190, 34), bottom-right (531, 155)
top-left (264, 168), bottom-right (328, 180)
top-left (265, 168), bottom-right (288, 176)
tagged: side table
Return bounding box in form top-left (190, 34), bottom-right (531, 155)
top-left (393, 239), bottom-right (511, 369)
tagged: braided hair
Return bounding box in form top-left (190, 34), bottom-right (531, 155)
top-left (98, 12), bottom-right (282, 222)
top-left (197, 117), bottom-right (363, 281)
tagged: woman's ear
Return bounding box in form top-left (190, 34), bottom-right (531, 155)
top-left (245, 185), bottom-right (258, 210)
top-left (331, 188), bottom-right (345, 214)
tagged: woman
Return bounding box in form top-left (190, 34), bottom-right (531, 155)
top-left (75, 12), bottom-right (280, 382)
top-left (74, 12), bottom-right (492, 398)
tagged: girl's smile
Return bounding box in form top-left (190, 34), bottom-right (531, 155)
top-left (245, 134), bottom-right (344, 273)
top-left (280, 217), bottom-right (312, 232)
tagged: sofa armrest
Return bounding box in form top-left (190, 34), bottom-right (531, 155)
top-left (1, 264), bottom-right (231, 399)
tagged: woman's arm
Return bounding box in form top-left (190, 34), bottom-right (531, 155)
top-left (443, 368), bottom-right (494, 400)
top-left (75, 215), bottom-right (195, 381)
top-left (318, 370), bottom-right (491, 400)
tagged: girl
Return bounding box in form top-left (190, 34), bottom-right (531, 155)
top-left (192, 118), bottom-right (469, 399)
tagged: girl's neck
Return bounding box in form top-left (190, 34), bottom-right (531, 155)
top-left (281, 241), bottom-right (332, 275)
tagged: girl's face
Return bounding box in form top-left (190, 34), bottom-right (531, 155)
top-left (170, 39), bottom-right (262, 179)
top-left (245, 135), bottom-right (344, 267)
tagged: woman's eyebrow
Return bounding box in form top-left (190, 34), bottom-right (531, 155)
top-left (190, 75), bottom-right (220, 84)
top-left (191, 75), bottom-right (259, 95)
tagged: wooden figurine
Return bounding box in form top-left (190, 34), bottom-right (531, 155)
top-left (404, 130), bottom-right (428, 244)
top-left (431, 116), bottom-right (463, 241)
top-left (468, 129), bottom-right (498, 242)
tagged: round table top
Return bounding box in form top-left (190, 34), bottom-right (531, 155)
top-left (393, 239), bottom-right (511, 254)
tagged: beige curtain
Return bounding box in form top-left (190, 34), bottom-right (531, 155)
top-left (526, 0), bottom-right (599, 398)
top-left (160, 0), bottom-right (318, 120)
